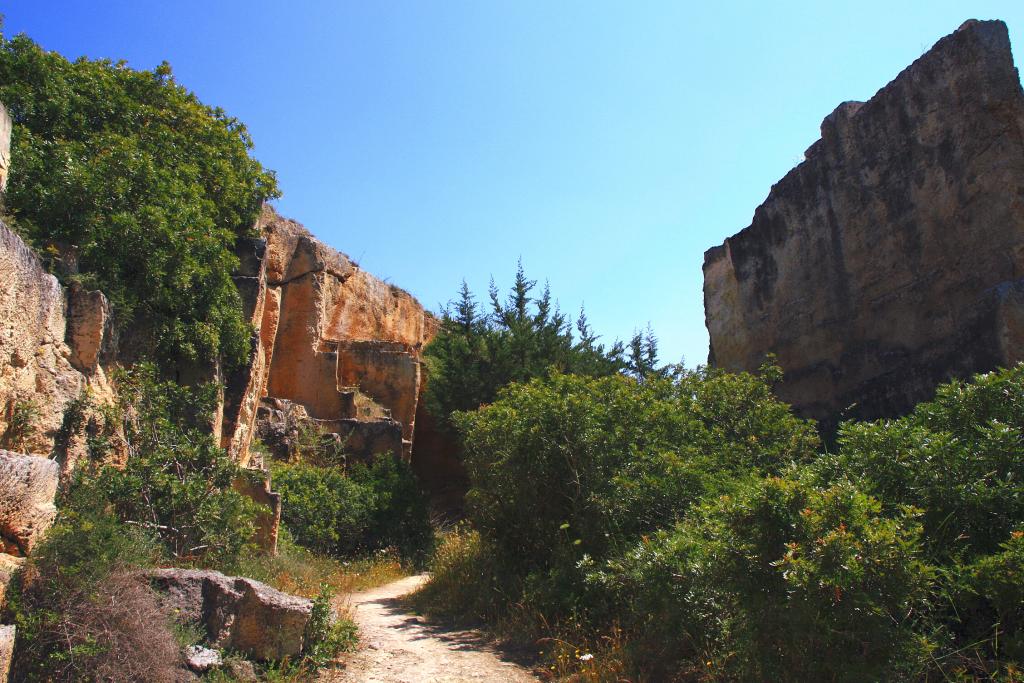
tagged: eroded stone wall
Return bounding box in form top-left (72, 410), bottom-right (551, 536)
top-left (703, 20), bottom-right (1024, 433)
top-left (224, 207), bottom-right (438, 466)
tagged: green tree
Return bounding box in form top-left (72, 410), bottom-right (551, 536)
top-left (0, 33), bottom-right (280, 370)
top-left (424, 262), bottom-right (627, 432)
top-left (626, 323), bottom-right (663, 380)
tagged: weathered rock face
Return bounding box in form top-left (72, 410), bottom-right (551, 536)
top-left (704, 20), bottom-right (1024, 433)
top-left (147, 568), bottom-right (314, 662)
top-left (0, 450), bottom-right (59, 556)
top-left (0, 221), bottom-right (87, 456)
top-left (226, 208), bottom-right (438, 467)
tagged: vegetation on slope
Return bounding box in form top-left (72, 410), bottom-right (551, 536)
top-left (414, 364), bottom-right (1024, 682)
top-left (3, 369), bottom-right (393, 681)
top-left (0, 31), bottom-right (280, 371)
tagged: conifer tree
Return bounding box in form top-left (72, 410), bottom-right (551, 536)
top-left (425, 262), bottom-right (644, 431)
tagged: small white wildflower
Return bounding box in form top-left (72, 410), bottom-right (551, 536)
top-left (579, 653), bottom-right (594, 662)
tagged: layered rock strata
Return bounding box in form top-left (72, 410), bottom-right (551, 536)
top-left (222, 208), bottom-right (438, 466)
top-left (0, 450), bottom-right (59, 556)
top-left (703, 20), bottom-right (1024, 432)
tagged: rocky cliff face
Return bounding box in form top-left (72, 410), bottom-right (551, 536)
top-left (703, 20), bottom-right (1024, 433)
top-left (222, 207), bottom-right (438, 467)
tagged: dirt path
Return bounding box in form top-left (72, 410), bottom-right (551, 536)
top-left (321, 574), bottom-right (538, 683)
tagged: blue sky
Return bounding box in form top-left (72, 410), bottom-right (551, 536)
top-left (5, 2), bottom-right (1023, 365)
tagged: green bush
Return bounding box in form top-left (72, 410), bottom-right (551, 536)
top-left (0, 32), bottom-right (279, 369)
top-left (594, 475), bottom-right (932, 681)
top-left (78, 364), bottom-right (261, 565)
top-left (455, 367), bottom-right (818, 612)
top-left (271, 461), bottom-right (374, 555)
top-left (302, 586), bottom-right (359, 669)
top-left (947, 530), bottom-right (1024, 670)
top-left (826, 365), bottom-right (1024, 562)
top-left (272, 455), bottom-right (432, 563)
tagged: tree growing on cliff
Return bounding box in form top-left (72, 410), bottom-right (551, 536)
top-left (0, 33), bottom-right (280, 371)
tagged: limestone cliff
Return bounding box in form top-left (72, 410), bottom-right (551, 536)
top-left (222, 207), bottom-right (438, 467)
top-left (0, 220), bottom-right (112, 464)
top-left (703, 20), bottom-right (1024, 433)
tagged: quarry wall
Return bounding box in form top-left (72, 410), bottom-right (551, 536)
top-left (703, 20), bottom-right (1024, 433)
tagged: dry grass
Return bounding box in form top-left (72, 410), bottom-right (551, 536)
top-left (13, 568), bottom-right (182, 682)
top-left (232, 535), bottom-right (408, 599)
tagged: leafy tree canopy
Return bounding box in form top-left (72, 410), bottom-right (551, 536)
top-left (0, 33), bottom-right (280, 370)
top-left (424, 260), bottom-right (668, 431)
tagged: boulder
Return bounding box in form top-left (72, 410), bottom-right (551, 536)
top-left (147, 568), bottom-right (314, 662)
top-left (703, 20), bottom-right (1024, 435)
top-left (0, 450), bottom-right (59, 555)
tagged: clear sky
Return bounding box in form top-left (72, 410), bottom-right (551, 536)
top-left (5, 2), bottom-right (1023, 366)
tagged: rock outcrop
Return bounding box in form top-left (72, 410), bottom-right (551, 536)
top-left (0, 98), bottom-right (111, 467)
top-left (222, 208), bottom-right (438, 467)
top-left (0, 220), bottom-right (95, 457)
top-left (147, 568), bottom-right (315, 661)
top-left (703, 20), bottom-right (1024, 433)
top-left (0, 450), bottom-right (59, 556)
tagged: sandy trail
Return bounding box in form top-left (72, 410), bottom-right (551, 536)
top-left (321, 574), bottom-right (538, 683)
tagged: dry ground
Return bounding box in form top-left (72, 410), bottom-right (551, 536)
top-left (320, 574), bottom-right (538, 683)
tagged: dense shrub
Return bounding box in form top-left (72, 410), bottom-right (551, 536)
top-left (416, 364), bottom-right (1024, 680)
top-left (0, 32), bottom-right (279, 369)
top-left (272, 455), bottom-right (432, 563)
top-left (271, 461), bottom-right (374, 555)
top-left (350, 455), bottom-right (434, 562)
top-left (594, 475), bottom-right (932, 681)
top-left (454, 366), bottom-right (818, 614)
top-left (944, 530), bottom-right (1024, 677)
top-left (825, 365), bottom-right (1024, 562)
top-left (808, 365), bottom-right (1024, 677)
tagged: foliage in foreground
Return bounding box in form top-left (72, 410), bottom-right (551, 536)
top-left (455, 365), bottom-right (818, 613)
top-left (4, 508), bottom-right (180, 682)
top-left (0, 31), bottom-right (279, 370)
top-left (271, 454), bottom-right (433, 564)
top-left (416, 364), bottom-right (1024, 681)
